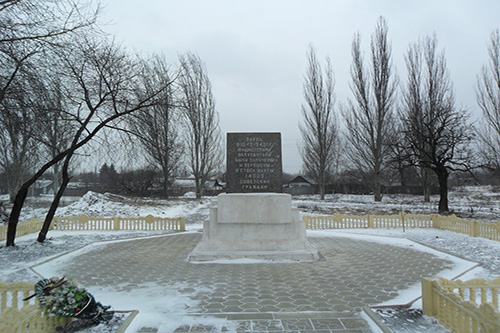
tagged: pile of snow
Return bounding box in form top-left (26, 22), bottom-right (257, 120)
top-left (183, 192), bottom-right (197, 198)
top-left (19, 191), bottom-right (213, 223)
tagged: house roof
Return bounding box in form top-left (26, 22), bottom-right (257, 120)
top-left (34, 180), bottom-right (53, 189)
top-left (172, 179), bottom-right (195, 188)
top-left (289, 175), bottom-right (317, 185)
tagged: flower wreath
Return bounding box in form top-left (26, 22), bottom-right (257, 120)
top-left (25, 276), bottom-right (113, 323)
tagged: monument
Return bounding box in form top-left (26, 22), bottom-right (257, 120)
top-left (187, 132), bottom-right (319, 262)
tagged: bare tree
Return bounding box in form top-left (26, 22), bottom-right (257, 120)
top-left (401, 35), bottom-right (475, 213)
top-left (0, 0), bottom-right (99, 205)
top-left (0, 0), bottom-right (99, 43)
top-left (299, 45), bottom-right (339, 199)
top-left (4, 35), bottom-right (172, 246)
top-left (389, 45), bottom-right (433, 202)
top-left (477, 29), bottom-right (500, 171)
top-left (0, 40), bottom-right (41, 196)
top-left (128, 54), bottom-right (183, 197)
top-left (0, 0), bottom-right (99, 105)
top-left (0, 70), bottom-right (40, 201)
top-left (343, 17), bottom-right (397, 201)
top-left (178, 53), bottom-right (223, 199)
top-left (32, 76), bottom-right (76, 192)
top-left (35, 36), bottom-right (178, 244)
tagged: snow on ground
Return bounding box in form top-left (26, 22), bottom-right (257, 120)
top-left (6, 185), bottom-right (500, 224)
top-left (1, 188), bottom-right (499, 332)
top-left (294, 185), bottom-right (500, 222)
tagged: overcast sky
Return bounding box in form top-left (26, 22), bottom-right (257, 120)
top-left (99, 0), bottom-right (500, 173)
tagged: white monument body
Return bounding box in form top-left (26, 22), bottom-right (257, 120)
top-left (187, 133), bottom-right (319, 262)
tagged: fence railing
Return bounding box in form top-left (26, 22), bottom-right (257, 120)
top-left (0, 218), bottom-right (45, 242)
top-left (422, 277), bottom-right (500, 333)
top-left (304, 213), bottom-right (435, 230)
top-left (434, 214), bottom-right (500, 241)
top-left (2, 213), bottom-right (498, 243)
top-left (0, 281), bottom-right (71, 332)
top-left (304, 213), bottom-right (500, 242)
top-left (52, 215), bottom-right (185, 232)
top-left (0, 215), bottom-right (185, 241)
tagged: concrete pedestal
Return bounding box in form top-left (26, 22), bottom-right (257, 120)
top-left (187, 193), bottom-right (319, 262)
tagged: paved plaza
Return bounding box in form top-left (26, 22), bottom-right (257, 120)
top-left (34, 232), bottom-right (458, 332)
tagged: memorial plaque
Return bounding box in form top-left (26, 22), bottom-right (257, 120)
top-left (226, 132), bottom-right (282, 193)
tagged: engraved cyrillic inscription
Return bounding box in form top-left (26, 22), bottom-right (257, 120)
top-left (226, 133), bottom-right (282, 193)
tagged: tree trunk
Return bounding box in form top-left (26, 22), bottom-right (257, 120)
top-left (437, 167), bottom-right (449, 213)
top-left (53, 162), bottom-right (61, 196)
top-left (319, 184), bottom-right (325, 200)
top-left (6, 144), bottom-right (75, 246)
top-left (421, 167), bottom-right (431, 202)
top-left (399, 165), bottom-right (406, 187)
top-left (37, 178), bottom-right (70, 243)
top-left (6, 186), bottom-right (29, 246)
top-left (37, 153), bottom-right (72, 243)
top-left (163, 180), bottom-right (169, 198)
top-left (373, 185), bottom-right (382, 202)
top-left (373, 172), bottom-right (382, 202)
top-left (195, 177), bottom-right (202, 199)
top-left (161, 165), bottom-right (169, 198)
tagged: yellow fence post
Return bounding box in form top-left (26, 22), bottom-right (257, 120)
top-left (180, 217), bottom-right (186, 231)
top-left (480, 303), bottom-right (500, 333)
top-left (472, 220), bottom-right (478, 237)
top-left (145, 215), bottom-right (153, 231)
top-left (304, 216), bottom-right (309, 229)
top-left (432, 214), bottom-right (440, 229)
top-left (421, 277), bottom-right (435, 316)
top-left (113, 217), bottom-right (120, 231)
top-left (368, 215), bottom-right (374, 228)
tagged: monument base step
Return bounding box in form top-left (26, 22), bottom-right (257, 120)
top-left (187, 247), bottom-right (320, 263)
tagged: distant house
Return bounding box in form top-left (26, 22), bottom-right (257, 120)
top-left (171, 178), bottom-right (197, 194)
top-left (171, 177), bottom-right (225, 196)
top-left (288, 176), bottom-right (317, 188)
top-left (284, 176), bottom-right (318, 195)
top-left (32, 180), bottom-right (55, 196)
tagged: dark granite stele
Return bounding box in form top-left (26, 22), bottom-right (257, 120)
top-left (226, 132), bottom-right (283, 193)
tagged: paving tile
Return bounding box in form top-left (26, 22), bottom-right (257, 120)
top-left (231, 320), bottom-right (252, 332)
top-left (251, 319), bottom-right (284, 331)
top-left (281, 319), bottom-right (314, 331)
top-left (339, 317), bottom-right (371, 330)
top-left (226, 313), bottom-right (274, 320)
top-left (259, 305), bottom-right (281, 312)
top-left (311, 318), bottom-right (344, 330)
